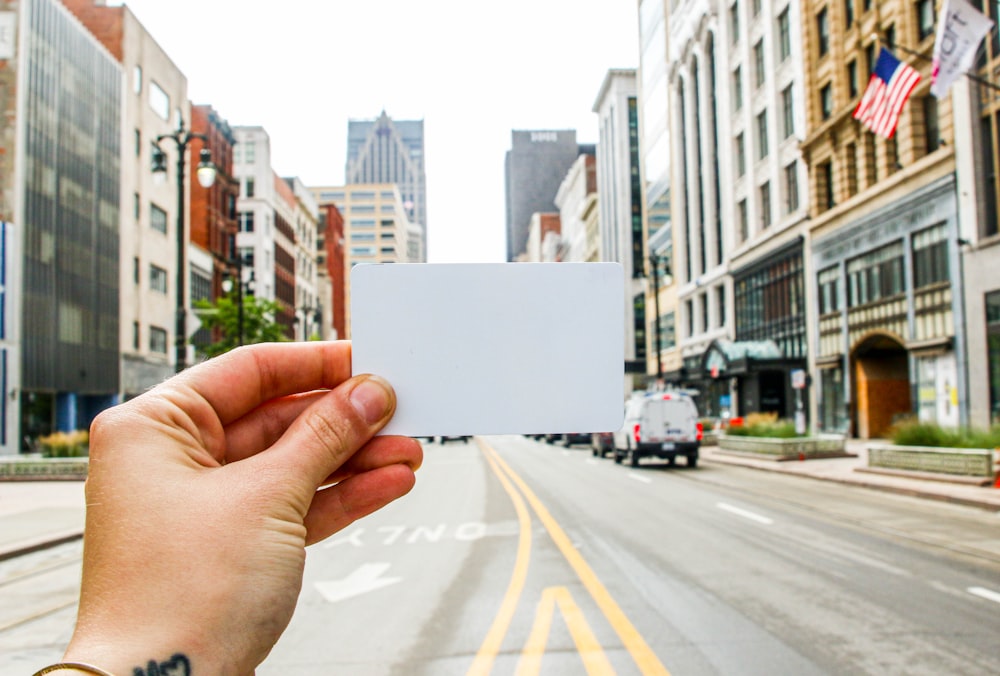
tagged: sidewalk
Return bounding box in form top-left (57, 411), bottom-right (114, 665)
top-left (1, 439), bottom-right (998, 560)
top-left (701, 438), bottom-right (1000, 511)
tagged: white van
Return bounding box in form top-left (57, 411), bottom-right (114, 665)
top-left (612, 392), bottom-right (702, 467)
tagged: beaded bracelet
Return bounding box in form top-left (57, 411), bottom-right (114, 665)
top-left (33, 663), bottom-right (114, 676)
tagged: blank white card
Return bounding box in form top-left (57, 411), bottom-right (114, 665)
top-left (350, 263), bottom-right (624, 437)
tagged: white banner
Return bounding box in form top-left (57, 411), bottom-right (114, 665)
top-left (931, 0), bottom-right (995, 98)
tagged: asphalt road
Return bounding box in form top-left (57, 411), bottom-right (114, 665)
top-left (3, 435), bottom-right (999, 675)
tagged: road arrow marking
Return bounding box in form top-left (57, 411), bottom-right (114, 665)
top-left (315, 562), bottom-right (401, 603)
top-left (717, 502), bottom-right (773, 525)
top-left (968, 586), bottom-right (1000, 604)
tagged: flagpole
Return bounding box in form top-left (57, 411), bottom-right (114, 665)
top-left (889, 40), bottom-right (1000, 93)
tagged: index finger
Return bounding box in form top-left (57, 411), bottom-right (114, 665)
top-left (170, 341), bottom-right (354, 425)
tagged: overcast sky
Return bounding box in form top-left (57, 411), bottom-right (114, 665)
top-left (115, 0), bottom-right (640, 263)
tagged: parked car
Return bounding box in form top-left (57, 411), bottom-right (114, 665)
top-left (591, 431), bottom-right (614, 457)
top-left (612, 391), bottom-right (702, 467)
top-left (560, 432), bottom-right (592, 447)
top-left (439, 436), bottom-right (471, 445)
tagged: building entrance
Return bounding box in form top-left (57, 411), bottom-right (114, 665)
top-left (851, 334), bottom-right (911, 439)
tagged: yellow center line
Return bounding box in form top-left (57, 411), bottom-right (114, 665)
top-left (517, 587), bottom-right (616, 676)
top-left (483, 440), bottom-right (671, 676)
top-left (467, 438), bottom-right (534, 676)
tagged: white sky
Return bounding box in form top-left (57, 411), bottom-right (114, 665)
top-left (114, 0), bottom-right (640, 263)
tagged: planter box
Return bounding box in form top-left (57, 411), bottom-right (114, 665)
top-left (867, 443), bottom-right (995, 478)
top-left (718, 433), bottom-right (849, 460)
top-left (0, 456), bottom-right (89, 481)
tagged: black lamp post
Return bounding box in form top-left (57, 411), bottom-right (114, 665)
top-left (648, 253), bottom-right (671, 380)
top-left (222, 244), bottom-right (255, 347)
top-left (152, 124), bottom-right (217, 373)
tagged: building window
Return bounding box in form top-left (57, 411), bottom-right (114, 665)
top-left (734, 248), bottom-right (806, 358)
top-left (239, 211), bottom-right (255, 232)
top-left (700, 293), bottom-right (709, 333)
top-left (756, 110), bottom-right (769, 159)
top-left (912, 223), bottom-right (949, 288)
top-left (821, 82), bottom-right (834, 119)
top-left (752, 0), bottom-right (761, 17)
top-left (819, 160), bottom-right (835, 211)
top-left (657, 312), bottom-right (676, 351)
top-left (981, 114), bottom-right (1000, 239)
top-left (754, 40), bottom-right (766, 88)
top-left (133, 65), bottom-right (142, 94)
top-left (845, 0), bottom-right (855, 27)
top-left (716, 285), bottom-right (726, 328)
top-left (738, 199), bottom-right (749, 242)
top-left (133, 257), bottom-right (140, 284)
top-left (686, 299), bottom-right (695, 338)
top-left (818, 266), bottom-right (839, 314)
top-left (729, 2), bottom-right (740, 44)
top-left (134, 192), bottom-right (140, 221)
top-left (150, 326), bottom-right (168, 354)
top-left (134, 129), bottom-right (141, 157)
top-left (133, 321), bottom-right (140, 350)
top-left (736, 133), bottom-right (746, 177)
top-left (151, 204), bottom-right (167, 234)
top-left (759, 181), bottom-right (772, 228)
top-left (245, 177), bottom-right (255, 198)
top-left (732, 66), bottom-right (743, 111)
top-left (987, 290), bottom-right (1000, 423)
top-left (917, 0), bottom-right (935, 41)
top-left (149, 81), bottom-right (169, 121)
top-left (817, 8), bottom-right (830, 57)
top-left (781, 86), bottom-right (795, 138)
top-left (784, 162), bottom-right (799, 213)
top-left (778, 8), bottom-right (792, 61)
top-left (634, 293), bottom-right (647, 360)
top-left (150, 264), bottom-right (168, 294)
top-left (866, 42), bottom-right (877, 75)
top-left (847, 241), bottom-right (905, 307)
top-left (923, 96), bottom-right (941, 154)
top-left (848, 59), bottom-right (859, 98)
top-left (244, 141), bottom-right (256, 164)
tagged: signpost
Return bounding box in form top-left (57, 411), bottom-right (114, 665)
top-left (791, 369), bottom-right (807, 436)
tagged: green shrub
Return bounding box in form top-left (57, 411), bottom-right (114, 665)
top-left (725, 415), bottom-right (802, 438)
top-left (890, 421), bottom-right (1000, 448)
top-left (38, 430), bottom-right (90, 457)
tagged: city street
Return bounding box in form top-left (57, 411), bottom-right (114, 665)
top-left (3, 436), bottom-right (1000, 675)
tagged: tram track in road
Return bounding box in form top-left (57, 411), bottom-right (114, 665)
top-left (0, 542), bottom-right (82, 638)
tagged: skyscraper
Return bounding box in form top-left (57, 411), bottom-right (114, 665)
top-left (346, 111), bottom-right (426, 261)
top-left (505, 130), bottom-right (582, 262)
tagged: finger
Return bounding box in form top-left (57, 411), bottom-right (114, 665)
top-left (261, 374), bottom-right (397, 490)
top-left (168, 341), bottom-right (354, 426)
top-left (222, 391), bottom-right (329, 463)
top-left (318, 435), bottom-right (423, 486)
top-left (303, 464), bottom-right (418, 545)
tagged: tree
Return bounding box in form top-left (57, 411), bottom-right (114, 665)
top-left (194, 293), bottom-right (288, 358)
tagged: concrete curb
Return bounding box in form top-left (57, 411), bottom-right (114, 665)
top-left (703, 453), bottom-right (1000, 512)
top-left (0, 529), bottom-right (84, 563)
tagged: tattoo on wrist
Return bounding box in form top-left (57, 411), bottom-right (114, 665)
top-left (132, 654), bottom-right (190, 676)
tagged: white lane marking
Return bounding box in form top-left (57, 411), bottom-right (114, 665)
top-left (315, 562), bottom-right (401, 603)
top-left (968, 586), bottom-right (1000, 604)
top-left (627, 472), bottom-right (652, 484)
top-left (585, 458), bottom-right (599, 465)
top-left (717, 502), bottom-right (774, 525)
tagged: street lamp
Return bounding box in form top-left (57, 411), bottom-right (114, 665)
top-left (648, 252), bottom-right (672, 380)
top-left (221, 242), bottom-right (254, 347)
top-left (152, 123), bottom-right (217, 373)
top-left (297, 305), bottom-right (322, 341)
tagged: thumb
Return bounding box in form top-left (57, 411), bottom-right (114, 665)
top-left (262, 374), bottom-right (397, 490)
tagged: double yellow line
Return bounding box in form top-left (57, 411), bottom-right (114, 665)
top-left (468, 438), bottom-right (670, 676)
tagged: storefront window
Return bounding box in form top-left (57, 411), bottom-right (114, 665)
top-left (987, 291), bottom-right (1000, 423)
top-left (820, 367), bottom-right (847, 433)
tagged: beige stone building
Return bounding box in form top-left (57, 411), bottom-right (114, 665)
top-left (801, 0), bottom-right (963, 436)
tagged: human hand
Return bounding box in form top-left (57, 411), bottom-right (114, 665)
top-left (60, 341), bottom-right (422, 675)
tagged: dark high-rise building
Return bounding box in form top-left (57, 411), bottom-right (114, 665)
top-left (505, 130), bottom-right (581, 261)
top-left (346, 111), bottom-right (426, 261)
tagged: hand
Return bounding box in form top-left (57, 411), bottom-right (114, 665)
top-left (61, 341), bottom-right (422, 675)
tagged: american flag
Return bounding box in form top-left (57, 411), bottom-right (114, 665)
top-left (853, 47), bottom-right (922, 138)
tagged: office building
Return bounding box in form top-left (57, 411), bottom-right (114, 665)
top-left (505, 130), bottom-right (583, 261)
top-left (0, 0), bottom-right (121, 452)
top-left (346, 112), bottom-right (426, 261)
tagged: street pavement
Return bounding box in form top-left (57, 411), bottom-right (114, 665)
top-left (1, 438), bottom-right (998, 562)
